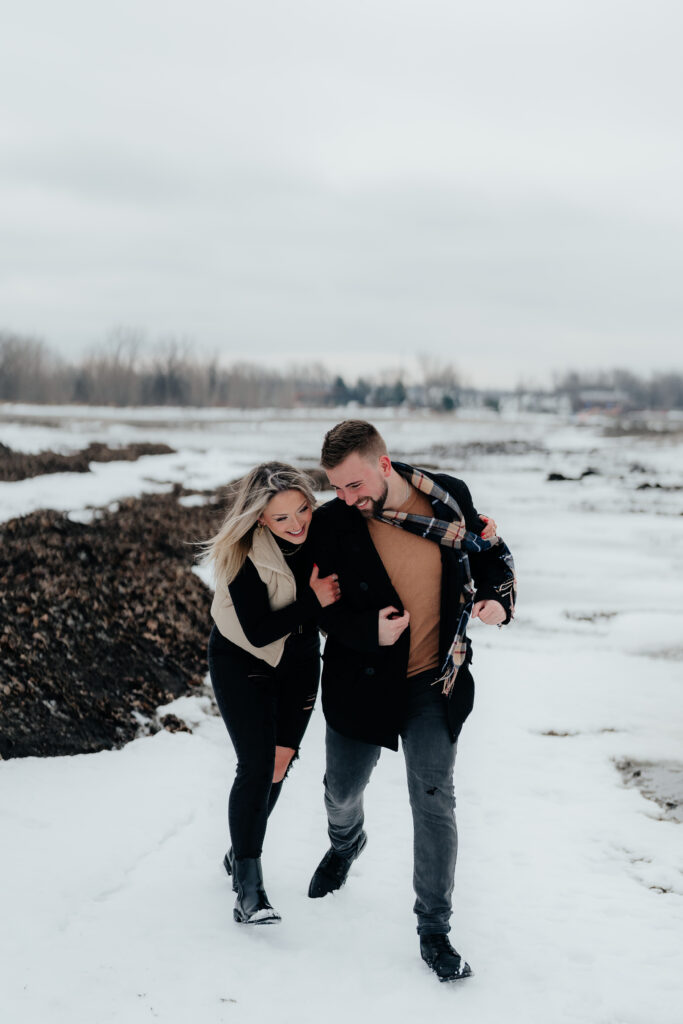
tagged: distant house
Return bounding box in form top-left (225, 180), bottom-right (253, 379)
top-left (575, 389), bottom-right (630, 415)
top-left (499, 391), bottom-right (572, 416)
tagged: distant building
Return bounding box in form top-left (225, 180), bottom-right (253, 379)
top-left (499, 392), bottom-right (572, 416)
top-left (574, 389), bottom-right (630, 416)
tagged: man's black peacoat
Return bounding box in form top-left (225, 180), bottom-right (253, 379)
top-left (310, 466), bottom-right (513, 751)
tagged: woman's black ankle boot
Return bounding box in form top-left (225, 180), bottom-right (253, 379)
top-left (223, 847), bottom-right (237, 892)
top-left (233, 857), bottom-right (281, 925)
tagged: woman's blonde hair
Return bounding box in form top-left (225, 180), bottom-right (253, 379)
top-left (201, 461), bottom-right (317, 586)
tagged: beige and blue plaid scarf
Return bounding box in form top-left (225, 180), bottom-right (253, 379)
top-left (374, 461), bottom-right (515, 696)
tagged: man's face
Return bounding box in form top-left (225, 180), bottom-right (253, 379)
top-left (326, 452), bottom-right (390, 518)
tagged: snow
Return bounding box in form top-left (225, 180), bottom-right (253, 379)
top-left (1, 405), bottom-right (682, 1023)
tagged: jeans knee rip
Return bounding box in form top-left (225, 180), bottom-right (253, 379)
top-left (280, 748), bottom-right (300, 780)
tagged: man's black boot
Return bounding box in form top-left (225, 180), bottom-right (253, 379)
top-left (307, 831), bottom-right (367, 898)
top-left (232, 857), bottom-right (281, 925)
top-left (420, 934), bottom-right (473, 982)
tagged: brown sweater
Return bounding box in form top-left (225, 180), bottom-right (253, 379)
top-left (368, 486), bottom-right (442, 677)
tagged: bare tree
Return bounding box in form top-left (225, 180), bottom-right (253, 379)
top-left (418, 353), bottom-right (461, 389)
top-left (0, 332), bottom-right (70, 402)
top-left (76, 328), bottom-right (145, 405)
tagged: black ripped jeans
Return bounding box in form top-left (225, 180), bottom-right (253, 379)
top-left (208, 624), bottom-right (320, 859)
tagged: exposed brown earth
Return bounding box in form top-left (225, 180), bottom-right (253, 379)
top-left (0, 465), bottom-right (329, 760)
top-left (616, 759), bottom-right (683, 824)
top-left (0, 441), bottom-right (176, 482)
top-left (0, 485), bottom-right (222, 759)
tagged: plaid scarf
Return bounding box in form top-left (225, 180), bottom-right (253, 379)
top-left (374, 462), bottom-right (516, 697)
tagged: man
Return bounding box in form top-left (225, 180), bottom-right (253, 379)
top-left (308, 420), bottom-right (515, 983)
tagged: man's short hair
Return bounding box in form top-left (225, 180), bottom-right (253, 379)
top-left (321, 420), bottom-right (388, 469)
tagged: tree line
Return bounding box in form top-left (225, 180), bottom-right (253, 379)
top-left (0, 331), bottom-right (459, 409)
top-left (1, 329), bottom-right (682, 410)
top-left (0, 331), bottom-right (331, 408)
top-left (553, 369), bottom-right (683, 412)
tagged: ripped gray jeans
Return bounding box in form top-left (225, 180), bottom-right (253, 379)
top-left (322, 671), bottom-right (458, 936)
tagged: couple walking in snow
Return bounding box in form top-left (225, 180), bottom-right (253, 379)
top-left (203, 419), bottom-right (515, 983)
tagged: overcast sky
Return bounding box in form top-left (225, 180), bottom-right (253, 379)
top-left (1, 0), bottom-right (682, 389)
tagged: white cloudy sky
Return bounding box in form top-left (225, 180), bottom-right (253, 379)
top-left (1, 0), bottom-right (682, 388)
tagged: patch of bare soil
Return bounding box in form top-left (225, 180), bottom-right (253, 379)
top-left (616, 759), bottom-right (683, 823)
top-left (0, 441), bottom-right (175, 482)
top-left (0, 468), bottom-right (327, 760)
top-left (603, 421), bottom-right (683, 439)
top-left (422, 440), bottom-right (547, 459)
top-left (0, 487), bottom-right (220, 758)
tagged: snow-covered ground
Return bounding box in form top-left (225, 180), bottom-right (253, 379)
top-left (1, 405), bottom-right (682, 1024)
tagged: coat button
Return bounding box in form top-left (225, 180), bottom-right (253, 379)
top-left (364, 667), bottom-right (375, 676)
top-left (359, 581), bottom-right (369, 591)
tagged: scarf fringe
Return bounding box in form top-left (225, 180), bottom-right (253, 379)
top-left (434, 658), bottom-right (457, 697)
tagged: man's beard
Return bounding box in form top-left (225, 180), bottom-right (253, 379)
top-left (357, 480), bottom-right (388, 518)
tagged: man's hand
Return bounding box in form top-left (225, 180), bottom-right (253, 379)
top-left (478, 515), bottom-right (497, 540)
top-left (378, 606), bottom-right (410, 646)
top-left (471, 599), bottom-right (506, 625)
top-left (309, 564), bottom-right (341, 608)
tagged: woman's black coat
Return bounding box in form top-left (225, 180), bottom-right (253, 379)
top-left (309, 467), bottom-right (513, 751)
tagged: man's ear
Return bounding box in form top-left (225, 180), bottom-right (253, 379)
top-left (378, 454), bottom-right (392, 476)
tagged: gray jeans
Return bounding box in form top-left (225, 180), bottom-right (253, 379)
top-left (323, 675), bottom-right (458, 935)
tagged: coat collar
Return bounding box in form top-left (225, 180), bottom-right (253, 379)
top-left (249, 525), bottom-right (294, 577)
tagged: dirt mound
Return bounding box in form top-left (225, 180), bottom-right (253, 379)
top-left (0, 487), bottom-right (220, 759)
top-left (0, 441), bottom-right (175, 482)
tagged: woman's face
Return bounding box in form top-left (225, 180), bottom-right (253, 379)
top-left (258, 489), bottom-right (313, 545)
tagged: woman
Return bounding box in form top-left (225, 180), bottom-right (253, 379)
top-left (203, 462), bottom-right (339, 926)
